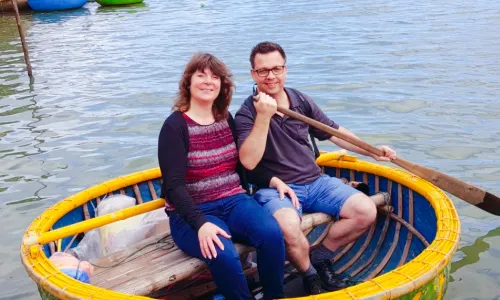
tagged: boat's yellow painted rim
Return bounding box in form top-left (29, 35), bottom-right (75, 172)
top-left (20, 152), bottom-right (460, 300)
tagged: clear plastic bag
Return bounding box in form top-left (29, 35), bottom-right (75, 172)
top-left (101, 207), bottom-right (169, 255)
top-left (69, 228), bottom-right (102, 261)
top-left (70, 195), bottom-right (169, 259)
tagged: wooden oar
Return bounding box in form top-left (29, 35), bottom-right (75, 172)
top-left (23, 199), bottom-right (166, 247)
top-left (277, 106), bottom-right (500, 216)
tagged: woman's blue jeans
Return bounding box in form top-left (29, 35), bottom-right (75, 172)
top-left (169, 193), bottom-right (285, 300)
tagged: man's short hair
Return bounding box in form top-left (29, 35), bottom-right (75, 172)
top-left (249, 42), bottom-right (286, 69)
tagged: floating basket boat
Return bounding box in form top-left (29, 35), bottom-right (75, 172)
top-left (21, 151), bottom-right (460, 299)
top-left (27, 0), bottom-right (87, 12)
top-left (96, 0), bottom-right (143, 6)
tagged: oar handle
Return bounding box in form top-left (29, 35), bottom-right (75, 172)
top-left (277, 106), bottom-right (383, 157)
top-left (24, 198), bottom-right (166, 247)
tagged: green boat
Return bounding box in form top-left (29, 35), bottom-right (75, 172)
top-left (96, 0), bottom-right (143, 6)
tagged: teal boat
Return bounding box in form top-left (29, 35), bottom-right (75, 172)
top-left (27, 0), bottom-right (87, 11)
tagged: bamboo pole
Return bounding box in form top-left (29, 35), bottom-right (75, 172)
top-left (23, 198), bottom-right (166, 246)
top-left (11, 0), bottom-right (33, 78)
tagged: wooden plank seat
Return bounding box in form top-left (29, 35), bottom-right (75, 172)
top-left (90, 212), bottom-right (332, 296)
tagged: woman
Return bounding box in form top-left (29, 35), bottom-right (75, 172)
top-left (158, 53), bottom-right (285, 300)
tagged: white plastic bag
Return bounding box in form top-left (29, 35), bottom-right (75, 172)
top-left (97, 194), bottom-right (136, 217)
top-left (70, 195), bottom-right (170, 259)
top-left (98, 195), bottom-right (140, 255)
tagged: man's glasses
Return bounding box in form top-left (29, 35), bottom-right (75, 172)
top-left (253, 65), bottom-right (286, 77)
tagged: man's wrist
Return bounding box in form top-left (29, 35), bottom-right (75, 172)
top-left (255, 113), bottom-right (272, 125)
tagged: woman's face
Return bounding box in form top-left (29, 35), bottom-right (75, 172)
top-left (190, 68), bottom-right (221, 104)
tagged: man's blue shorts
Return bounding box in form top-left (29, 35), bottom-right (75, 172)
top-left (253, 175), bottom-right (360, 219)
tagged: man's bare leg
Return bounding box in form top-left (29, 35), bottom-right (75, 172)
top-left (273, 207), bottom-right (322, 294)
top-left (273, 208), bottom-right (310, 272)
top-left (308, 193), bottom-right (377, 291)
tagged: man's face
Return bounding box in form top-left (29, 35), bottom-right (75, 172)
top-left (251, 51), bottom-right (287, 97)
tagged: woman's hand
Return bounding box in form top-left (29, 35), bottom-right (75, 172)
top-left (198, 222), bottom-right (231, 259)
top-left (371, 145), bottom-right (397, 161)
top-left (270, 176), bottom-right (300, 209)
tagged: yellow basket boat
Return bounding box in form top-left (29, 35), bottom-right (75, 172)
top-left (20, 151), bottom-right (460, 299)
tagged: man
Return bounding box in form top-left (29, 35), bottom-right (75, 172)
top-left (234, 41), bottom-right (396, 294)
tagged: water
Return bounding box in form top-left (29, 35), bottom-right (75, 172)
top-left (1, 0), bottom-right (500, 299)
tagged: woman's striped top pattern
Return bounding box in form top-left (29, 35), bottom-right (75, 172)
top-left (183, 114), bottom-right (245, 204)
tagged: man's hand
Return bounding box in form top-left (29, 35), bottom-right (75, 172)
top-left (253, 92), bottom-right (277, 120)
top-left (270, 176), bottom-right (300, 209)
top-left (371, 145), bottom-right (397, 161)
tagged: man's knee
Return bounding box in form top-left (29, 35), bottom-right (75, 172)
top-left (343, 194), bottom-right (377, 228)
top-left (360, 199), bottom-right (377, 227)
top-left (273, 208), bottom-right (306, 246)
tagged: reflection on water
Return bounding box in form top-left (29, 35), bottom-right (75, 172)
top-left (1, 0), bottom-right (500, 299)
top-left (31, 7), bottom-right (92, 24)
top-left (451, 226), bottom-right (500, 277)
top-left (0, 16), bottom-right (32, 98)
top-left (447, 216), bottom-right (500, 299)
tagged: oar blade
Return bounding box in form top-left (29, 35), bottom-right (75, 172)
top-left (393, 157), bottom-right (500, 216)
top-left (478, 192), bottom-right (500, 216)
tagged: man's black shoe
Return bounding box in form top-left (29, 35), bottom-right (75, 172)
top-left (302, 273), bottom-right (322, 295)
top-left (313, 259), bottom-right (348, 291)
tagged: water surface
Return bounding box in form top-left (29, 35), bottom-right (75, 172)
top-left (1, 0), bottom-right (499, 299)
